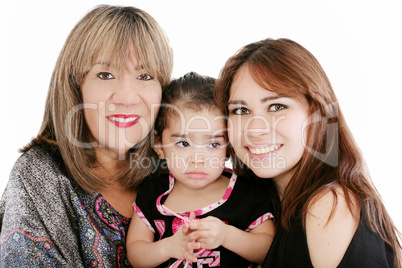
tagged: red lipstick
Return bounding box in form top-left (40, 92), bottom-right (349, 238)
top-left (106, 114), bottom-right (140, 128)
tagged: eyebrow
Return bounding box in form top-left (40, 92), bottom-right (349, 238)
top-left (170, 133), bottom-right (226, 139)
top-left (229, 95), bottom-right (283, 105)
top-left (93, 62), bottom-right (144, 71)
top-left (94, 62), bottom-right (114, 68)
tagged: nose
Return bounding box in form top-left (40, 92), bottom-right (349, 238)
top-left (189, 148), bottom-right (205, 168)
top-left (245, 115), bottom-right (271, 137)
top-left (111, 76), bottom-right (142, 106)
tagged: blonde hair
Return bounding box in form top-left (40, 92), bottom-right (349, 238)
top-left (215, 38), bottom-right (401, 267)
top-left (23, 5), bottom-right (173, 192)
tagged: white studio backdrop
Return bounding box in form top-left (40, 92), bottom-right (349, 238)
top-left (1, 0), bottom-right (401, 231)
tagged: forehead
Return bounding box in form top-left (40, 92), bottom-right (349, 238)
top-left (165, 107), bottom-right (225, 133)
top-left (230, 66), bottom-right (278, 100)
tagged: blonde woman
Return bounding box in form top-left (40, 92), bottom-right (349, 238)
top-left (0, 5), bottom-right (172, 266)
top-left (215, 38), bottom-right (401, 267)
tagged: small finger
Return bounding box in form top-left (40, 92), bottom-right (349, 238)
top-left (182, 222), bottom-right (189, 233)
top-left (185, 252), bottom-right (198, 263)
top-left (187, 230), bottom-right (203, 241)
top-left (188, 241), bottom-right (201, 250)
top-left (189, 211), bottom-right (197, 221)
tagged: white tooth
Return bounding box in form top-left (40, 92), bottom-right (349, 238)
top-left (255, 148), bottom-right (261, 154)
top-left (274, 145), bottom-right (279, 150)
top-left (270, 145), bottom-right (276, 152)
top-left (260, 147), bottom-right (266, 154)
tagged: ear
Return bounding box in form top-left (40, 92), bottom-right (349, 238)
top-left (153, 131), bottom-right (165, 159)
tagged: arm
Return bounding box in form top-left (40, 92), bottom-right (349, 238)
top-left (306, 187), bottom-right (359, 268)
top-left (126, 210), bottom-right (199, 267)
top-left (188, 216), bottom-right (275, 264)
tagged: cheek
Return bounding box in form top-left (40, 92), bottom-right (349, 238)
top-left (206, 150), bottom-right (227, 169)
top-left (83, 109), bottom-right (99, 131)
top-left (227, 118), bottom-right (242, 147)
top-left (165, 150), bottom-right (186, 170)
top-left (144, 93), bottom-right (162, 122)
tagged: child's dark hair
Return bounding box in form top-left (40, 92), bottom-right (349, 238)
top-left (154, 72), bottom-right (217, 135)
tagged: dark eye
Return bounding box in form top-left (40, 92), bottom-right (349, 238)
top-left (232, 107), bottom-right (250, 115)
top-left (97, 72), bottom-right (114, 80)
top-left (268, 104), bottom-right (286, 112)
top-left (176, 141), bottom-right (190, 148)
top-left (207, 142), bottom-right (220, 149)
top-left (137, 74), bottom-right (154, 81)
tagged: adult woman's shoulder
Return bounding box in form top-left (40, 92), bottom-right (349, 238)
top-left (305, 186), bottom-right (360, 268)
top-left (6, 146), bottom-right (71, 200)
top-left (0, 146), bottom-right (83, 266)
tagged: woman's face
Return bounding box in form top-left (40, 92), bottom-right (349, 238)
top-left (81, 50), bottom-right (162, 159)
top-left (228, 66), bottom-right (309, 188)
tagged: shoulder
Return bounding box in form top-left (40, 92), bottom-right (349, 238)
top-left (8, 146), bottom-right (72, 198)
top-left (230, 174), bottom-right (275, 221)
top-left (305, 185), bottom-right (360, 268)
top-left (12, 146), bottom-right (64, 177)
top-left (136, 173), bottom-right (169, 201)
top-left (233, 175), bottom-right (273, 201)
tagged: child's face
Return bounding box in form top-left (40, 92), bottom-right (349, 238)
top-left (156, 107), bottom-right (227, 190)
top-left (228, 66), bottom-right (309, 187)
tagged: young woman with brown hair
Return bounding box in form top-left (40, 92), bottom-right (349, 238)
top-left (0, 5), bottom-right (172, 266)
top-left (215, 38), bottom-right (401, 267)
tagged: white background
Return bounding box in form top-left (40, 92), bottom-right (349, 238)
top-left (1, 0), bottom-right (401, 231)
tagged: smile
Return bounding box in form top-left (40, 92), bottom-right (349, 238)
top-left (248, 144), bottom-right (282, 155)
top-left (107, 114), bottom-right (140, 128)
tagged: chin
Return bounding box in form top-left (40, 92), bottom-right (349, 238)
top-left (247, 166), bottom-right (279, 179)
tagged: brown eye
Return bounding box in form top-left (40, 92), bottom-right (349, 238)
top-left (137, 74), bottom-right (154, 81)
top-left (97, 72), bottom-right (114, 80)
top-left (268, 104), bottom-right (286, 112)
top-left (232, 107), bottom-right (250, 115)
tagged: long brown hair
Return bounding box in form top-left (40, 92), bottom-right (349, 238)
top-left (23, 5), bottom-right (173, 192)
top-left (215, 38), bottom-right (401, 266)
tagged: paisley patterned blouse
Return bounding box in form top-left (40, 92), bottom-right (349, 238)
top-left (0, 146), bottom-right (132, 267)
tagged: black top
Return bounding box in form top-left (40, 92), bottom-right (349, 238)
top-left (135, 171), bottom-right (275, 268)
top-left (263, 209), bottom-right (395, 268)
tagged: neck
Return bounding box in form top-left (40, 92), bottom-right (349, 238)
top-left (272, 171), bottom-right (294, 201)
top-left (93, 147), bottom-right (125, 178)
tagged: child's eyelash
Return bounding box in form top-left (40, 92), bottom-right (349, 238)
top-left (176, 141), bottom-right (189, 148)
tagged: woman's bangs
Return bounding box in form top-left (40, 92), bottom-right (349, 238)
top-left (248, 62), bottom-right (305, 100)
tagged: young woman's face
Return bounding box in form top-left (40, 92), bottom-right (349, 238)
top-left (156, 107), bottom-right (227, 191)
top-left (81, 50), bottom-right (162, 158)
top-left (228, 66), bottom-right (310, 187)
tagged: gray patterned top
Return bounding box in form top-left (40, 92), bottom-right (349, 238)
top-left (0, 146), bottom-right (132, 267)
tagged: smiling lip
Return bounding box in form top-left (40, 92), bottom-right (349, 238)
top-left (247, 144), bottom-right (283, 156)
top-left (107, 114), bottom-right (140, 128)
top-left (186, 171), bottom-right (208, 180)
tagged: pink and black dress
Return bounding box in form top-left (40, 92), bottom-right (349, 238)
top-left (134, 169), bottom-right (275, 268)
